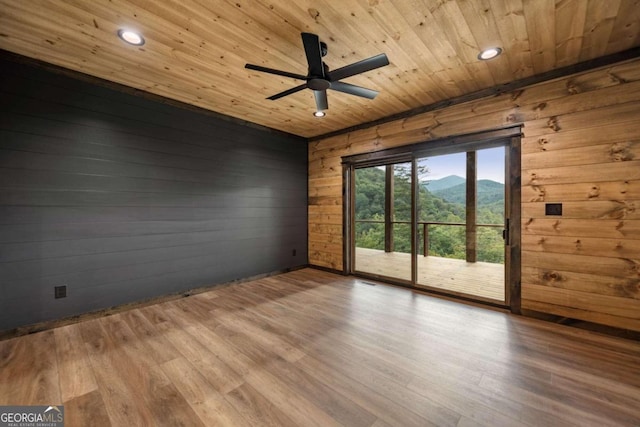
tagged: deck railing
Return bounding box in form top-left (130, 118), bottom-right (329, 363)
top-left (355, 219), bottom-right (503, 257)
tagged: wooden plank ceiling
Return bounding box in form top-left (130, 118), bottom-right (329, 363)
top-left (1, 0), bottom-right (639, 138)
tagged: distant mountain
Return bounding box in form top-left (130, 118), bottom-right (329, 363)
top-left (432, 179), bottom-right (504, 206)
top-left (422, 175), bottom-right (465, 192)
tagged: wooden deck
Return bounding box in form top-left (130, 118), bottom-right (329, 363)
top-left (356, 247), bottom-right (505, 301)
top-left (1, 268), bottom-right (639, 426)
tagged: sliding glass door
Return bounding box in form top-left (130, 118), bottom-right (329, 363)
top-left (344, 127), bottom-right (520, 308)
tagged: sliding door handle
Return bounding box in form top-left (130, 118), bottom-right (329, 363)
top-left (503, 219), bottom-right (510, 244)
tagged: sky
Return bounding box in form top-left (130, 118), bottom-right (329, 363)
top-left (417, 146), bottom-right (505, 183)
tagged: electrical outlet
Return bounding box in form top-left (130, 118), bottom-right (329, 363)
top-left (54, 285), bottom-right (67, 299)
top-left (292, 249), bottom-right (297, 256)
top-left (545, 203), bottom-right (562, 216)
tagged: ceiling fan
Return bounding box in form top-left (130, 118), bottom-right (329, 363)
top-left (245, 33), bottom-right (390, 114)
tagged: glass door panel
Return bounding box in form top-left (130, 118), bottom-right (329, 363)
top-left (416, 149), bottom-right (506, 302)
top-left (417, 152), bottom-right (466, 260)
top-left (354, 162), bottom-right (412, 281)
top-left (476, 147), bottom-right (506, 301)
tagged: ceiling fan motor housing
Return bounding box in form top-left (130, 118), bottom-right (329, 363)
top-left (308, 79), bottom-right (331, 90)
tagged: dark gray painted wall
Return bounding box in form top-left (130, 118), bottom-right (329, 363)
top-left (0, 57), bottom-right (308, 331)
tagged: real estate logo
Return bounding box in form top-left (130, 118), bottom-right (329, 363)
top-left (0, 405), bottom-right (64, 427)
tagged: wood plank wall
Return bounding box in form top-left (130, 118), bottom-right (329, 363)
top-left (0, 58), bottom-right (308, 331)
top-left (309, 58), bottom-right (640, 332)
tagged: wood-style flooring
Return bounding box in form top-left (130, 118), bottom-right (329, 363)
top-left (1, 268), bottom-right (639, 426)
top-left (356, 247), bottom-right (505, 301)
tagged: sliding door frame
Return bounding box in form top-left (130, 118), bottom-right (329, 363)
top-left (342, 126), bottom-right (522, 312)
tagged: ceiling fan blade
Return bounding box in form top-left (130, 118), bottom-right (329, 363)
top-left (314, 90), bottom-right (328, 111)
top-left (301, 33), bottom-right (325, 78)
top-left (245, 64), bottom-right (308, 81)
top-left (329, 81), bottom-right (379, 99)
top-left (267, 84), bottom-right (307, 100)
top-left (328, 53), bottom-right (390, 81)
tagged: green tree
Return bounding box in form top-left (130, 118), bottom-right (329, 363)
top-left (354, 165), bottom-right (505, 264)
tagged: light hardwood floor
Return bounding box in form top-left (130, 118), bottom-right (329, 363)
top-left (356, 247), bottom-right (505, 301)
top-left (1, 268), bottom-right (639, 426)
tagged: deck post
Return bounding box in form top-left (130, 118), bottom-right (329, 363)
top-left (466, 151), bottom-right (477, 263)
top-left (423, 223), bottom-right (428, 257)
top-left (384, 164), bottom-right (394, 253)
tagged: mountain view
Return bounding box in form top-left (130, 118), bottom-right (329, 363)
top-left (423, 175), bottom-right (465, 192)
top-left (356, 169), bottom-right (505, 263)
top-left (429, 178), bottom-right (505, 206)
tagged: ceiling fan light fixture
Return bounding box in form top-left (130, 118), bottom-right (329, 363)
top-left (313, 111), bottom-right (326, 118)
top-left (117, 29), bottom-right (145, 46)
top-left (478, 47), bottom-right (502, 60)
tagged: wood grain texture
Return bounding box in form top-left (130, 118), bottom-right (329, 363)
top-left (0, 0), bottom-right (639, 137)
top-left (355, 248), bottom-right (505, 302)
top-left (1, 269), bottom-right (639, 426)
top-left (54, 325), bottom-right (97, 402)
top-left (309, 57), bottom-right (640, 330)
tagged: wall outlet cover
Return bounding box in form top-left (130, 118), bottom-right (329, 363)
top-left (545, 203), bottom-right (562, 216)
top-left (54, 285), bottom-right (67, 299)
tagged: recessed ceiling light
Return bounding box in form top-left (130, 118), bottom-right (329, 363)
top-left (313, 111), bottom-right (326, 117)
top-left (478, 47), bottom-right (502, 60)
top-left (117, 29), bottom-right (145, 46)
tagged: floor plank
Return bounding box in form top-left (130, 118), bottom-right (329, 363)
top-left (1, 268), bottom-right (639, 426)
top-left (0, 330), bottom-right (61, 405)
top-left (224, 382), bottom-right (299, 427)
top-left (54, 324), bottom-right (98, 402)
top-left (78, 319), bottom-right (156, 426)
top-left (160, 357), bottom-right (250, 427)
top-left (63, 390), bottom-right (112, 427)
